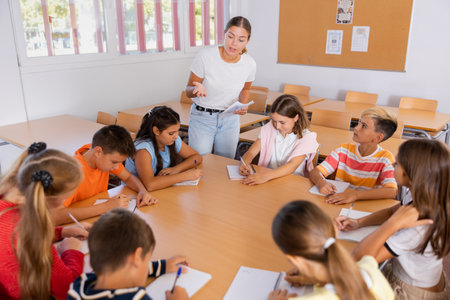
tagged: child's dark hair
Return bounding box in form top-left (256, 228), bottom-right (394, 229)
top-left (225, 16), bottom-right (251, 54)
top-left (271, 94), bottom-right (309, 138)
top-left (135, 106), bottom-right (181, 174)
top-left (272, 201), bottom-right (374, 300)
top-left (397, 139), bottom-right (450, 258)
top-left (361, 107), bottom-right (397, 141)
top-left (92, 125), bottom-right (136, 157)
top-left (88, 209), bottom-right (156, 274)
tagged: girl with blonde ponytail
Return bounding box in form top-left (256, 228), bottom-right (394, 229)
top-left (0, 142), bottom-right (88, 300)
top-left (269, 201), bottom-right (393, 300)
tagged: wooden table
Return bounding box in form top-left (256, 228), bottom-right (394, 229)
top-left (0, 115), bottom-right (104, 154)
top-left (264, 91), bottom-right (325, 107)
top-left (239, 125), bottom-right (405, 158)
top-left (74, 154), bottom-right (397, 299)
top-left (304, 99), bottom-right (450, 134)
top-left (118, 101), bottom-right (269, 129)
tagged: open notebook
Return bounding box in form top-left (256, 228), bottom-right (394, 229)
top-left (223, 266), bottom-right (313, 300)
top-left (146, 266), bottom-right (211, 300)
top-left (309, 179), bottom-right (350, 196)
top-left (337, 208), bottom-right (379, 242)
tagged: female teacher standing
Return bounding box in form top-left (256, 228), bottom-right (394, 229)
top-left (185, 16), bottom-right (256, 159)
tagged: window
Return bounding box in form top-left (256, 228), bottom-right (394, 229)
top-left (14, 0), bottom-right (228, 60)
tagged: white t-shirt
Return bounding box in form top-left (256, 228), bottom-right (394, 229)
top-left (268, 130), bottom-right (309, 176)
top-left (190, 46), bottom-right (256, 110)
top-left (385, 224), bottom-right (442, 288)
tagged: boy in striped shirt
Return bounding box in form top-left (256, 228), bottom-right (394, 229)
top-left (310, 107), bottom-right (398, 205)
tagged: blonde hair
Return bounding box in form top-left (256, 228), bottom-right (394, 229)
top-left (0, 143), bottom-right (82, 299)
top-left (272, 201), bottom-right (374, 300)
top-left (361, 107), bottom-right (398, 141)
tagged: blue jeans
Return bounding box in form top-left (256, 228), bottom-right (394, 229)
top-left (188, 104), bottom-right (240, 158)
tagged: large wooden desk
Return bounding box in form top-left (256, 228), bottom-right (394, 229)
top-left (118, 101), bottom-right (269, 129)
top-left (75, 154), bottom-right (397, 299)
top-left (239, 125), bottom-right (405, 158)
top-left (304, 99), bottom-right (450, 133)
top-left (263, 91), bottom-right (325, 107)
top-left (0, 115), bottom-right (103, 154)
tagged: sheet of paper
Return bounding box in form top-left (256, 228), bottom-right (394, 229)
top-left (146, 266), bottom-right (211, 300)
top-left (54, 239), bottom-right (89, 255)
top-left (326, 30), bottom-right (343, 55)
top-left (173, 177), bottom-right (200, 186)
top-left (227, 165), bottom-right (246, 180)
top-left (337, 208), bottom-right (379, 242)
top-left (221, 101), bottom-right (254, 118)
top-left (351, 26), bottom-right (370, 52)
top-left (309, 179), bottom-right (350, 196)
top-left (223, 266), bottom-right (312, 300)
top-left (94, 198), bottom-right (137, 212)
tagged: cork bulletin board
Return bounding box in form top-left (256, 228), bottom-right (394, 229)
top-left (277, 0), bottom-right (414, 71)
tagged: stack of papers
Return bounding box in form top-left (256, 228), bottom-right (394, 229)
top-left (227, 165), bottom-right (246, 180)
top-left (146, 266), bottom-right (211, 300)
top-left (309, 179), bottom-right (350, 196)
top-left (337, 208), bottom-right (379, 242)
top-left (223, 266), bottom-right (313, 300)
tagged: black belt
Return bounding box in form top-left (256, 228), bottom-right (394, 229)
top-left (195, 104), bottom-right (224, 114)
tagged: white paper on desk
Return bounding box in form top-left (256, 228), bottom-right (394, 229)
top-left (221, 101), bottom-right (254, 118)
top-left (309, 179), bottom-right (350, 196)
top-left (227, 165), bottom-right (246, 180)
top-left (173, 177), bottom-right (200, 186)
top-left (146, 266), bottom-right (211, 300)
top-left (337, 208), bottom-right (379, 242)
top-left (94, 198), bottom-right (137, 212)
top-left (223, 266), bottom-right (313, 300)
top-left (54, 239), bottom-right (89, 255)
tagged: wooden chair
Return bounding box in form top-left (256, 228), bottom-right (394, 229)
top-left (345, 91), bottom-right (378, 105)
top-left (116, 112), bottom-right (143, 137)
top-left (399, 97), bottom-right (438, 112)
top-left (283, 84), bottom-right (310, 96)
top-left (96, 111), bottom-right (116, 125)
top-left (311, 109), bottom-right (352, 130)
top-left (248, 90), bottom-right (268, 114)
top-left (180, 90), bottom-right (193, 104)
top-left (391, 121), bottom-right (404, 139)
top-left (250, 86), bottom-right (269, 93)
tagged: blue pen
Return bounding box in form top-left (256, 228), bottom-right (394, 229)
top-left (194, 159), bottom-right (197, 169)
top-left (171, 267), bottom-right (182, 293)
top-left (132, 204), bottom-right (137, 213)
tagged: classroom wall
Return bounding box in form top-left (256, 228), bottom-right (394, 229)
top-left (241, 0), bottom-right (450, 113)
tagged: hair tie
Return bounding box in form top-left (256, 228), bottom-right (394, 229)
top-left (323, 237), bottom-right (336, 250)
top-left (28, 142), bottom-right (47, 154)
top-left (31, 170), bottom-right (53, 190)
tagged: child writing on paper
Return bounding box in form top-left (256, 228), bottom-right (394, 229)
top-left (269, 200), bottom-right (394, 300)
top-left (0, 143), bottom-right (90, 300)
top-left (239, 94), bottom-right (319, 185)
top-left (337, 139), bottom-right (450, 299)
top-left (68, 209), bottom-right (189, 300)
top-left (125, 106), bottom-right (203, 191)
top-left (309, 107), bottom-right (398, 204)
top-left (52, 125), bottom-right (158, 225)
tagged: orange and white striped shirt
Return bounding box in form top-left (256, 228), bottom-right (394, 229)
top-left (317, 143), bottom-right (397, 190)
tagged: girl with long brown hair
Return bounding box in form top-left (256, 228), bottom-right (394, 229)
top-left (0, 142), bottom-right (87, 300)
top-left (271, 200), bottom-right (393, 300)
top-left (338, 138), bottom-right (450, 299)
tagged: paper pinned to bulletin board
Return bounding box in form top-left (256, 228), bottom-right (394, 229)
top-left (278, 0), bottom-right (413, 71)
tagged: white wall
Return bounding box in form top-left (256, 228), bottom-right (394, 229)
top-left (241, 0), bottom-right (450, 113)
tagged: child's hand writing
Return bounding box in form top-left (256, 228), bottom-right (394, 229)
top-left (387, 205), bottom-right (433, 231)
top-left (136, 191), bottom-right (158, 207)
top-left (192, 82), bottom-right (206, 97)
top-left (318, 180), bottom-right (336, 195)
top-left (239, 163), bottom-right (252, 176)
top-left (184, 169), bottom-right (203, 180)
top-left (166, 255), bottom-right (190, 273)
top-left (61, 222), bottom-right (92, 240)
top-left (242, 173), bottom-right (270, 186)
top-left (335, 216), bottom-right (360, 231)
top-left (165, 286), bottom-right (188, 300)
top-left (326, 189), bottom-right (358, 205)
top-left (107, 194), bottom-right (130, 209)
top-left (268, 289), bottom-right (297, 300)
top-left (56, 237), bottom-right (82, 254)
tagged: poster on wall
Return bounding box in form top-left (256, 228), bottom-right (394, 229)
top-left (325, 30), bottom-right (343, 55)
top-left (336, 0), bottom-right (354, 24)
top-left (351, 26), bottom-right (370, 52)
